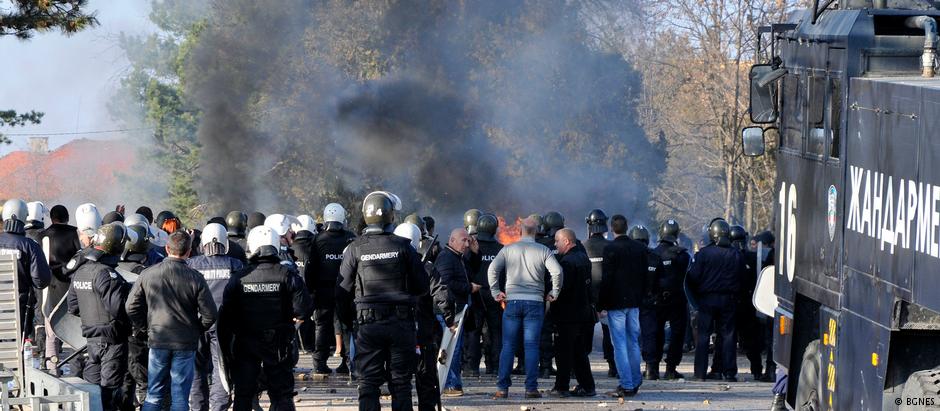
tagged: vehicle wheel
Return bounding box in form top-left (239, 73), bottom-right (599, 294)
top-left (899, 367), bottom-right (940, 410)
top-left (796, 339), bottom-right (822, 411)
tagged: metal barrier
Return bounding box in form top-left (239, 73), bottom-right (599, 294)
top-left (0, 255), bottom-right (97, 410)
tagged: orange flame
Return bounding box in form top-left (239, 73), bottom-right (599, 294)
top-left (496, 216), bottom-right (523, 244)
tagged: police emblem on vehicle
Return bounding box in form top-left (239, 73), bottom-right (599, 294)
top-left (828, 185), bottom-right (837, 242)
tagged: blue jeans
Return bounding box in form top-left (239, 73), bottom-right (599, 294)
top-left (141, 348), bottom-right (196, 411)
top-left (608, 308), bottom-right (642, 390)
top-left (437, 315), bottom-right (464, 389)
top-left (497, 300), bottom-right (544, 392)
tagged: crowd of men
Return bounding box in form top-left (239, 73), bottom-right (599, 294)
top-left (0, 191), bottom-right (777, 411)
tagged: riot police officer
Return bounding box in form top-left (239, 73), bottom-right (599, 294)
top-left (119, 224), bottom-right (151, 274)
top-left (468, 214), bottom-right (504, 375)
top-left (686, 219), bottom-right (746, 381)
top-left (118, 223), bottom-right (153, 408)
top-left (0, 199), bottom-right (52, 336)
top-left (582, 209), bottom-right (615, 377)
top-left (336, 191), bottom-right (429, 411)
top-left (226, 211), bottom-right (249, 249)
top-left (643, 220), bottom-right (691, 380)
top-left (626, 225), bottom-right (664, 380)
top-left (66, 223), bottom-right (131, 411)
top-left (309, 203), bottom-right (357, 376)
top-left (291, 215), bottom-right (317, 272)
top-left (221, 225), bottom-right (312, 410)
top-left (406, 213), bottom-right (440, 263)
top-left (25, 201), bottom-right (46, 243)
top-left (190, 223), bottom-right (244, 411)
top-left (394, 223), bottom-right (445, 411)
top-left (539, 212), bottom-right (565, 250)
top-left (538, 210), bottom-right (565, 377)
top-left (729, 225), bottom-right (765, 380)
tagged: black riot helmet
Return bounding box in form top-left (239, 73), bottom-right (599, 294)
top-left (586, 209), bottom-right (608, 234)
top-left (730, 225), bottom-right (748, 248)
top-left (226, 211), bottom-right (248, 237)
top-left (628, 225), bottom-right (651, 246)
top-left (543, 211), bottom-right (565, 236)
top-left (124, 224), bottom-right (150, 255)
top-left (404, 213), bottom-right (427, 236)
top-left (362, 191), bottom-right (401, 227)
top-left (93, 223), bottom-right (128, 256)
top-left (477, 214), bottom-right (498, 242)
top-left (659, 219), bottom-right (681, 245)
top-left (528, 214), bottom-right (546, 236)
top-left (247, 212), bottom-right (266, 230)
top-left (464, 209), bottom-right (482, 235)
top-left (708, 218), bottom-right (732, 247)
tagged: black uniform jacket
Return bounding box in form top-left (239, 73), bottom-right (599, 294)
top-left (686, 244), bottom-right (747, 296)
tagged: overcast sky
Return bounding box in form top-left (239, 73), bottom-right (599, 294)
top-left (0, 0), bottom-right (155, 156)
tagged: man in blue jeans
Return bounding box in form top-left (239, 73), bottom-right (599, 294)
top-left (599, 215), bottom-right (652, 398)
top-left (487, 217), bottom-right (562, 399)
top-left (126, 231), bottom-right (218, 411)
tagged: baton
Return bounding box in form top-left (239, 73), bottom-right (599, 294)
top-left (55, 345), bottom-right (87, 370)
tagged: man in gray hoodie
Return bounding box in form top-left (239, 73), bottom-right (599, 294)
top-left (488, 217), bottom-right (563, 399)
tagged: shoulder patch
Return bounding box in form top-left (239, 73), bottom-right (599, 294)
top-left (66, 259), bottom-right (77, 270)
top-left (109, 270), bottom-right (118, 279)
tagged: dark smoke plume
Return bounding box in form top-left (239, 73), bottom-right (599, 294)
top-left (186, 0), bottom-right (665, 229)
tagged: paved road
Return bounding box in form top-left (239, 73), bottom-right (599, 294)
top-left (287, 353), bottom-right (776, 410)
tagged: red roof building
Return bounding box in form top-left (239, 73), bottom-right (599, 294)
top-left (0, 138), bottom-right (136, 204)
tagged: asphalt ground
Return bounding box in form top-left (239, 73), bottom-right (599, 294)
top-left (287, 352), bottom-right (775, 410)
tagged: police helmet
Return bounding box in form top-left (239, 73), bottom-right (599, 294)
top-left (659, 219), bottom-right (681, 244)
top-left (464, 209), bottom-right (483, 235)
top-left (247, 212), bottom-right (266, 231)
top-left (543, 211), bottom-right (565, 235)
top-left (2, 199), bottom-right (28, 224)
top-left (393, 223), bottom-right (422, 250)
top-left (628, 225), bottom-right (651, 246)
top-left (293, 215), bottom-right (317, 235)
top-left (124, 224), bottom-right (150, 255)
top-left (708, 218), bottom-right (732, 247)
top-left (26, 201), bottom-right (46, 224)
top-left (323, 203), bottom-right (347, 225)
top-left (264, 214), bottom-right (292, 236)
top-left (247, 225), bottom-right (280, 258)
top-left (477, 214), bottom-right (498, 242)
top-left (730, 225), bottom-right (748, 245)
top-left (93, 223), bottom-right (127, 255)
top-left (124, 213), bottom-right (153, 235)
top-left (102, 211), bottom-right (124, 224)
top-left (200, 223), bottom-right (229, 255)
top-left (586, 209), bottom-right (608, 234)
top-left (225, 211), bottom-right (247, 237)
top-left (75, 203), bottom-right (102, 235)
top-left (362, 191), bottom-right (402, 226)
top-left (404, 213), bottom-right (427, 235)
